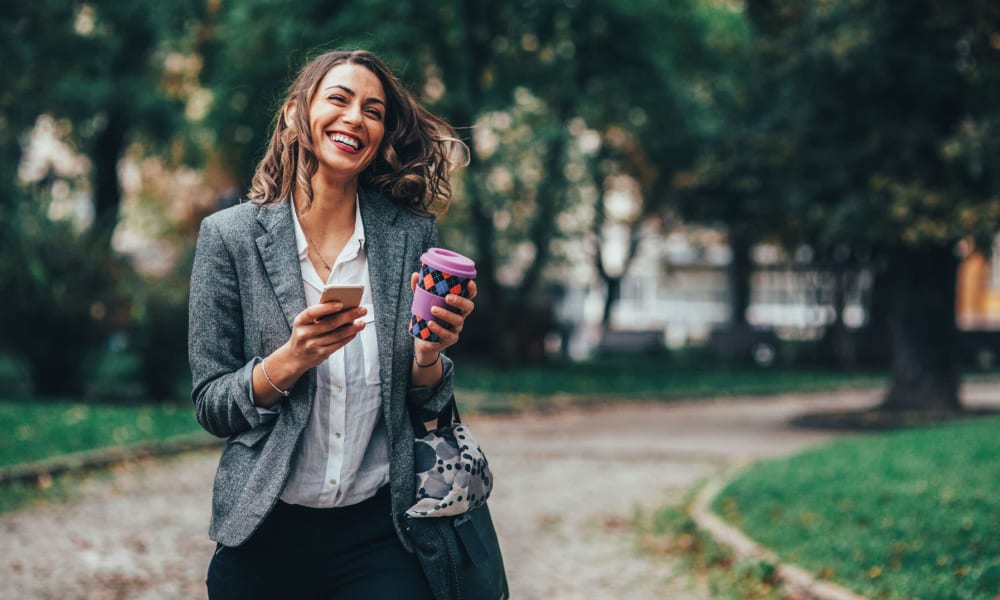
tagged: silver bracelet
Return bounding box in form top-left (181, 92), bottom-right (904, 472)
top-left (260, 359), bottom-right (290, 397)
top-left (414, 354), bottom-right (441, 369)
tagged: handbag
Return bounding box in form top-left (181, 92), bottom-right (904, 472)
top-left (406, 397), bottom-right (509, 600)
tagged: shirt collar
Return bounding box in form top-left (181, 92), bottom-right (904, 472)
top-left (349, 194), bottom-right (366, 251)
top-left (289, 192), bottom-right (366, 263)
top-left (289, 195), bottom-right (309, 260)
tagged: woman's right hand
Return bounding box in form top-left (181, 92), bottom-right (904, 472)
top-left (252, 302), bottom-right (367, 406)
top-left (285, 302), bottom-right (368, 372)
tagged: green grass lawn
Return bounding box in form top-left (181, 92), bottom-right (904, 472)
top-left (0, 399), bottom-right (205, 468)
top-left (0, 351), bottom-right (889, 467)
top-left (456, 357), bottom-right (886, 400)
top-left (713, 417), bottom-right (1000, 599)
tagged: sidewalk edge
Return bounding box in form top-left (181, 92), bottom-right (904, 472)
top-left (0, 432), bottom-right (223, 486)
top-left (690, 474), bottom-right (868, 600)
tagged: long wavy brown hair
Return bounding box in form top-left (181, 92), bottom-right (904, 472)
top-left (248, 49), bottom-right (467, 214)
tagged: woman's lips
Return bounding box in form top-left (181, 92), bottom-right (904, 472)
top-left (329, 131), bottom-right (361, 153)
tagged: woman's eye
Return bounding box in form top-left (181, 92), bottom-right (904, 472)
top-left (366, 108), bottom-right (383, 119)
top-left (329, 95), bottom-right (347, 103)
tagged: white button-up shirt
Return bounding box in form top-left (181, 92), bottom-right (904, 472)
top-left (278, 195), bottom-right (390, 508)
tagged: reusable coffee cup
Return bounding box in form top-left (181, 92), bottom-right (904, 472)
top-left (410, 248), bottom-right (477, 343)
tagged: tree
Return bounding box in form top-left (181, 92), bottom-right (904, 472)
top-left (0, 1), bottom-right (204, 395)
top-left (720, 1), bottom-right (1000, 409)
top-left (3, 2), bottom-right (202, 241)
top-left (584, 1), bottom-right (730, 330)
top-left (677, 1), bottom-right (794, 366)
top-left (423, 0), bottom-right (727, 353)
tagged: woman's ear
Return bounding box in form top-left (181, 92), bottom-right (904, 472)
top-left (283, 101), bottom-right (297, 128)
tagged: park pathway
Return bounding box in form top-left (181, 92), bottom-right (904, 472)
top-left (3, 383), bottom-right (998, 599)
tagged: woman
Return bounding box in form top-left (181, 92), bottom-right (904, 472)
top-left (188, 49), bottom-right (474, 599)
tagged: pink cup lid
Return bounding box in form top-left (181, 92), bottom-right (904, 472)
top-left (421, 248), bottom-right (477, 279)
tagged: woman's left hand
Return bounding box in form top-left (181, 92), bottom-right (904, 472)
top-left (410, 273), bottom-right (477, 361)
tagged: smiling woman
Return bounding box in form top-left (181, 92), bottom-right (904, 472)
top-left (187, 49), bottom-right (500, 599)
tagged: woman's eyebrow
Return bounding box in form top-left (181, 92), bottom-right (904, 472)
top-left (325, 84), bottom-right (355, 95)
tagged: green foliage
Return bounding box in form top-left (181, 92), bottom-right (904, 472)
top-left (1, 1), bottom-right (205, 225)
top-left (122, 247), bottom-right (194, 402)
top-left (686, 1), bottom-right (1000, 406)
top-left (0, 190), bottom-right (128, 395)
top-left (407, 0), bottom-right (719, 260)
top-left (0, 186), bottom-right (198, 399)
top-left (715, 417), bottom-right (1000, 599)
top-left (7, 0), bottom-right (996, 397)
top-left (695, 1), bottom-right (1000, 251)
top-left (0, 2), bottom-right (208, 397)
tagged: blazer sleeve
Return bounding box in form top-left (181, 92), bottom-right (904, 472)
top-left (406, 219), bottom-right (457, 421)
top-left (188, 216), bottom-right (262, 438)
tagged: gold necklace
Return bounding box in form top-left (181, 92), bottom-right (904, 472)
top-left (301, 227), bottom-right (333, 272)
top-left (296, 192), bottom-right (358, 274)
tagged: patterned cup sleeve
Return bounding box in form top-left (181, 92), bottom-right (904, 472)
top-left (411, 265), bottom-right (470, 342)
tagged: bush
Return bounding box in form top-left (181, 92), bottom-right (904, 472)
top-left (0, 193), bottom-right (128, 396)
top-left (125, 255), bottom-right (193, 402)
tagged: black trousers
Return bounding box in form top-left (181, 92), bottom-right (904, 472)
top-left (206, 486), bottom-right (434, 599)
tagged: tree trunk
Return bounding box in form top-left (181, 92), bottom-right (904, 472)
top-left (816, 263), bottom-right (858, 368)
top-left (856, 254), bottom-right (892, 367)
top-left (463, 174), bottom-right (510, 361)
top-left (728, 228), bottom-right (752, 327)
top-left (601, 276), bottom-right (621, 327)
top-left (595, 219), bottom-right (644, 328)
top-left (881, 244), bottom-right (961, 411)
top-left (517, 126), bottom-right (569, 299)
top-left (92, 108), bottom-right (128, 246)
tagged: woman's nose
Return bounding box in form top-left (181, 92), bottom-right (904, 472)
top-left (342, 102), bottom-right (363, 125)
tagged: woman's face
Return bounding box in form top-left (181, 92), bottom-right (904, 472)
top-left (304, 62), bottom-right (387, 184)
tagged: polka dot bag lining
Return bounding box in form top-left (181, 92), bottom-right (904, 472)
top-left (407, 397), bottom-right (493, 518)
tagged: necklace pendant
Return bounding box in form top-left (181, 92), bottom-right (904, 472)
top-left (310, 246), bottom-right (332, 272)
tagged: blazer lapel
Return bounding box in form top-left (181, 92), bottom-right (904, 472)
top-left (255, 199), bottom-right (307, 332)
top-left (361, 188), bottom-right (409, 394)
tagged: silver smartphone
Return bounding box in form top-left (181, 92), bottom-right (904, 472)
top-left (319, 284), bottom-right (364, 308)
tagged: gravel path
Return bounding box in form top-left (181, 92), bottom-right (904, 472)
top-left (3, 384), bottom-right (998, 600)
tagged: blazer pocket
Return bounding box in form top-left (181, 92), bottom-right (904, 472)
top-left (228, 425), bottom-right (273, 448)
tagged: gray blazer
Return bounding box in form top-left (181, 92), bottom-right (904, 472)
top-left (188, 187), bottom-right (454, 550)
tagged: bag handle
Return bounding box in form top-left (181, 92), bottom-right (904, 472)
top-left (409, 395), bottom-right (462, 437)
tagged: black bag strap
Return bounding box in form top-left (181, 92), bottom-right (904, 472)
top-left (409, 395), bottom-right (462, 437)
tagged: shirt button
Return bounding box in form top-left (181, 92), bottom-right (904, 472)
top-left (334, 384), bottom-right (343, 392)
top-left (330, 478), bottom-right (337, 485)
top-left (335, 432), bottom-right (342, 439)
